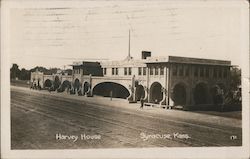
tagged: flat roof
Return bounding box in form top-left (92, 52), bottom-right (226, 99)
top-left (70, 61), bottom-right (101, 66)
top-left (146, 56), bottom-right (231, 66)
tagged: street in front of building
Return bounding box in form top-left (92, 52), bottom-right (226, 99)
top-left (11, 86), bottom-right (242, 149)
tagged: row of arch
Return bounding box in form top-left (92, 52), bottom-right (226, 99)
top-left (172, 82), bottom-right (226, 105)
top-left (44, 77), bottom-right (226, 105)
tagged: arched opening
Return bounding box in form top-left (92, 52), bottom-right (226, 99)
top-left (74, 78), bottom-right (81, 90)
top-left (135, 85), bottom-right (145, 101)
top-left (194, 83), bottom-right (208, 104)
top-left (44, 79), bottom-right (52, 88)
top-left (83, 82), bottom-right (90, 94)
top-left (37, 79), bottom-right (40, 87)
top-left (54, 76), bottom-right (61, 90)
top-left (93, 82), bottom-right (130, 99)
top-left (150, 82), bottom-right (163, 104)
top-left (62, 80), bottom-right (71, 91)
top-left (172, 83), bottom-right (186, 105)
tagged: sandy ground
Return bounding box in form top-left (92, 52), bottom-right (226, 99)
top-left (11, 86), bottom-right (242, 149)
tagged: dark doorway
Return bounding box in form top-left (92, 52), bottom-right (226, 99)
top-left (150, 82), bottom-right (163, 104)
top-left (44, 79), bottom-right (52, 88)
top-left (173, 83), bottom-right (186, 105)
top-left (38, 79), bottom-right (40, 87)
top-left (194, 83), bottom-right (208, 104)
top-left (62, 80), bottom-right (71, 91)
top-left (135, 85), bottom-right (145, 101)
top-left (74, 78), bottom-right (81, 90)
top-left (54, 76), bottom-right (61, 90)
top-left (93, 82), bottom-right (130, 99)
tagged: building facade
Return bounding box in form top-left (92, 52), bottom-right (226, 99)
top-left (31, 52), bottom-right (231, 106)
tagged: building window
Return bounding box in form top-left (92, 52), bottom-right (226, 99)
top-left (124, 68), bottom-right (127, 75)
top-left (185, 67), bottom-right (189, 76)
top-left (75, 69), bottom-right (80, 74)
top-left (160, 67), bottom-right (164, 75)
top-left (213, 68), bottom-right (217, 78)
top-left (179, 65), bottom-right (183, 76)
top-left (128, 67), bottom-right (132, 75)
top-left (194, 67), bottom-right (198, 77)
top-left (143, 67), bottom-right (146, 75)
top-left (218, 69), bottom-right (222, 78)
top-left (200, 67), bottom-right (204, 77)
top-left (103, 68), bottom-right (107, 75)
top-left (138, 67), bottom-right (142, 75)
top-left (150, 67), bottom-right (154, 75)
top-left (205, 68), bottom-right (209, 78)
top-left (223, 68), bottom-right (228, 78)
top-left (172, 65), bottom-right (177, 76)
top-left (115, 68), bottom-right (118, 75)
top-left (112, 68), bottom-right (115, 75)
top-left (155, 67), bottom-right (159, 75)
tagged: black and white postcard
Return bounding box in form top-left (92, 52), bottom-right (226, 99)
top-left (1, 0), bottom-right (249, 158)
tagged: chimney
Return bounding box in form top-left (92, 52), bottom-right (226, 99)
top-left (141, 51), bottom-right (151, 59)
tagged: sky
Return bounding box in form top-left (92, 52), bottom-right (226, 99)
top-left (8, 0), bottom-right (248, 70)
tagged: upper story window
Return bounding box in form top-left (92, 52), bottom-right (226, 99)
top-left (138, 67), bottom-right (142, 75)
top-left (112, 68), bottom-right (115, 75)
top-left (205, 68), bottom-right (209, 78)
top-left (143, 67), bottom-right (146, 75)
top-left (172, 65), bottom-right (177, 76)
top-left (124, 68), bottom-right (127, 75)
top-left (194, 67), bottom-right (198, 77)
top-left (115, 68), bottom-right (118, 75)
top-left (213, 68), bottom-right (218, 78)
top-left (128, 67), bottom-right (132, 75)
top-left (160, 67), bottom-right (164, 75)
top-left (200, 67), bottom-right (204, 77)
top-left (103, 68), bottom-right (107, 75)
top-left (74, 69), bottom-right (80, 74)
top-left (179, 65), bottom-right (183, 76)
top-left (223, 68), bottom-right (228, 78)
top-left (155, 67), bottom-right (159, 75)
top-left (218, 69), bottom-right (222, 78)
top-left (185, 67), bottom-right (189, 76)
top-left (150, 67), bottom-right (154, 75)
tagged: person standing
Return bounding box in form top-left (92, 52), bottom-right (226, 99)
top-left (110, 90), bottom-right (113, 101)
top-left (140, 97), bottom-right (144, 109)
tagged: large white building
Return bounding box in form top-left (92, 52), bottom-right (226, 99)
top-left (31, 51), bottom-right (231, 107)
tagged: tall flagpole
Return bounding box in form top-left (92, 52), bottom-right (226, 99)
top-left (125, 29), bottom-right (132, 61)
top-left (128, 29), bottom-right (131, 59)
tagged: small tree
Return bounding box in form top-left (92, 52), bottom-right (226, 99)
top-left (10, 64), bottom-right (20, 80)
top-left (230, 67), bottom-right (241, 91)
top-left (19, 68), bottom-right (31, 80)
top-left (226, 66), bottom-right (241, 104)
